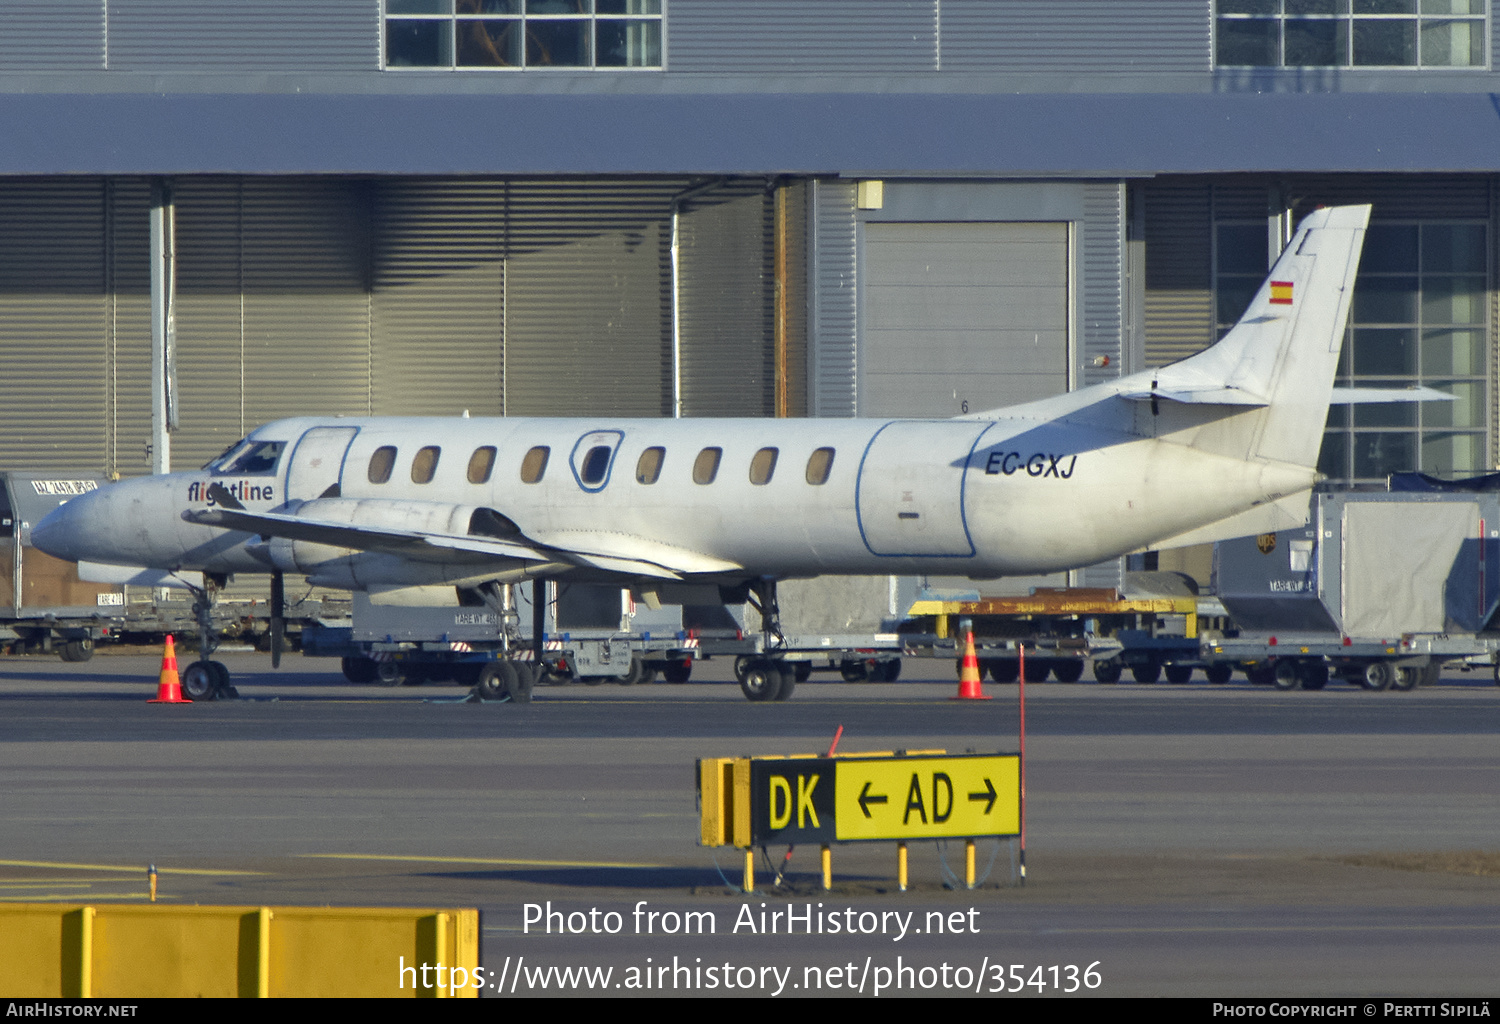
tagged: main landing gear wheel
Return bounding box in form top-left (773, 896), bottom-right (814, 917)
top-left (476, 661), bottom-right (534, 703)
top-left (740, 659), bottom-right (794, 702)
top-left (182, 660), bottom-right (232, 701)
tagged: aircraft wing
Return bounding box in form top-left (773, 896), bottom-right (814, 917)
top-left (181, 507), bottom-right (734, 581)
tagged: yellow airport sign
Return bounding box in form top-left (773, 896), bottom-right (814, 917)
top-left (698, 751), bottom-right (1019, 847)
top-left (834, 755), bottom-right (1019, 841)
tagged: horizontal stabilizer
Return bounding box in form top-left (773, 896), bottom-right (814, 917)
top-left (1116, 384), bottom-right (1269, 407)
top-left (1329, 386), bottom-right (1454, 404)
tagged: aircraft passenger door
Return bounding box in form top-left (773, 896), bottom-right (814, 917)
top-left (285, 427), bottom-right (358, 502)
top-left (856, 421), bottom-right (989, 557)
top-left (568, 430), bottom-right (624, 493)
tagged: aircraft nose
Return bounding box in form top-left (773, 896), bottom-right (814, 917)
top-left (32, 492), bottom-right (92, 562)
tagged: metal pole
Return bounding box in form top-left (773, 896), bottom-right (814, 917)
top-left (149, 179), bottom-right (177, 474)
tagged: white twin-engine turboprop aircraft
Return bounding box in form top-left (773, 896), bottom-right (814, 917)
top-left (36, 205), bottom-right (1397, 700)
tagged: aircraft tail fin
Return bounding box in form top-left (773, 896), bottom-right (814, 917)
top-left (1141, 204), bottom-right (1371, 469)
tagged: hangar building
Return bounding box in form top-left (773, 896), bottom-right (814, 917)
top-left (1, 2), bottom-right (1496, 589)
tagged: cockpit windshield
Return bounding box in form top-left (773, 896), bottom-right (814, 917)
top-left (205, 439), bottom-right (286, 476)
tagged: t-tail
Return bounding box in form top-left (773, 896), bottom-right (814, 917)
top-left (1131, 204), bottom-right (1371, 469)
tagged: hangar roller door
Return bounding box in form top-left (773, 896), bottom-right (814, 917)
top-left (860, 222), bottom-right (1069, 418)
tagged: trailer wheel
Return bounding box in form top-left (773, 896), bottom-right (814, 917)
top-left (1300, 662), bottom-right (1329, 690)
top-left (740, 660), bottom-right (783, 702)
top-left (843, 660), bottom-right (871, 683)
top-left (375, 660), bottom-right (404, 687)
top-left (663, 659), bottom-right (692, 684)
top-left (1092, 659), bottom-right (1123, 683)
top-left (1131, 662), bottom-right (1162, 684)
top-left (1164, 664), bottom-right (1194, 684)
top-left (1272, 661), bottom-right (1301, 691)
top-left (1051, 660), bottom-right (1084, 683)
top-left (1203, 663), bottom-right (1232, 684)
top-left (988, 659), bottom-right (1019, 683)
top-left (341, 656), bottom-right (378, 684)
top-left (1361, 662), bottom-right (1394, 691)
top-left (1392, 665), bottom-right (1420, 692)
top-left (59, 639), bottom-right (94, 663)
top-left (794, 661), bottom-right (813, 683)
top-left (874, 658), bottom-right (901, 682)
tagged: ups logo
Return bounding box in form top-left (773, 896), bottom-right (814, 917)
top-left (1256, 533), bottom-right (1277, 554)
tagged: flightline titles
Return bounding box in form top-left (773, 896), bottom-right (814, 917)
top-left (523, 900), bottom-right (981, 942)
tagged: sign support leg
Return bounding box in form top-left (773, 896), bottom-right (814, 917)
top-left (897, 843), bottom-right (908, 892)
top-left (965, 839), bottom-right (976, 889)
top-left (743, 849), bottom-right (754, 893)
top-left (820, 845), bottom-right (832, 891)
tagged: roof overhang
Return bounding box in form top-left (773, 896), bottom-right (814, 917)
top-left (4, 91), bottom-right (1498, 176)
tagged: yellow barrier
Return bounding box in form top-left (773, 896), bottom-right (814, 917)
top-left (0, 904), bottom-right (479, 998)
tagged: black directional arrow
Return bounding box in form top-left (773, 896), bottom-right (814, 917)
top-left (858, 781), bottom-right (888, 818)
top-left (967, 777), bottom-right (997, 814)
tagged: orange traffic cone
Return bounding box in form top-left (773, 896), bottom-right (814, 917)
top-left (148, 634), bottom-right (189, 704)
top-left (951, 630), bottom-right (991, 700)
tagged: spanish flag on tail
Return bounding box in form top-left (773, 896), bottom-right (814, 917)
top-left (1269, 280), bottom-right (1294, 305)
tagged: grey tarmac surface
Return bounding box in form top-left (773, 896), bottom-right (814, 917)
top-left (1, 649), bottom-right (1498, 998)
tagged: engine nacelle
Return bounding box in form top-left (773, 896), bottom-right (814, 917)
top-left (243, 498), bottom-right (516, 580)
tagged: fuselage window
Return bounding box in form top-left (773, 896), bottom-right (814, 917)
top-left (636, 446), bottom-right (665, 484)
top-left (368, 446), bottom-right (397, 484)
top-left (693, 447), bottom-right (722, 485)
top-left (806, 447), bottom-right (835, 485)
top-left (521, 446), bottom-right (550, 484)
top-left (467, 446), bottom-right (497, 484)
top-left (580, 445), bottom-right (612, 486)
top-left (749, 447), bottom-right (778, 485)
top-left (411, 445), bottom-right (441, 484)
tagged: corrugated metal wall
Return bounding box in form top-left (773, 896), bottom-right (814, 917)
top-left (810, 179), bottom-right (859, 417)
top-left (106, 0), bottom-right (377, 71)
top-left (677, 181), bottom-right (775, 417)
top-left (1142, 178), bottom-right (1214, 368)
top-left (0, 175), bottom-right (786, 474)
top-left (0, 181), bottom-right (109, 471)
top-left (670, 0), bottom-right (938, 73)
top-left (942, 0), bottom-right (1208, 72)
top-left (1080, 181), bottom-right (1126, 387)
top-left (370, 180), bottom-right (505, 418)
top-left (0, 2), bottom-right (104, 69)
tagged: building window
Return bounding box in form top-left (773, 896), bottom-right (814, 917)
top-left (385, 1), bottom-right (663, 70)
top-left (1215, 1), bottom-right (1485, 69)
top-left (1215, 218), bottom-right (1490, 485)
